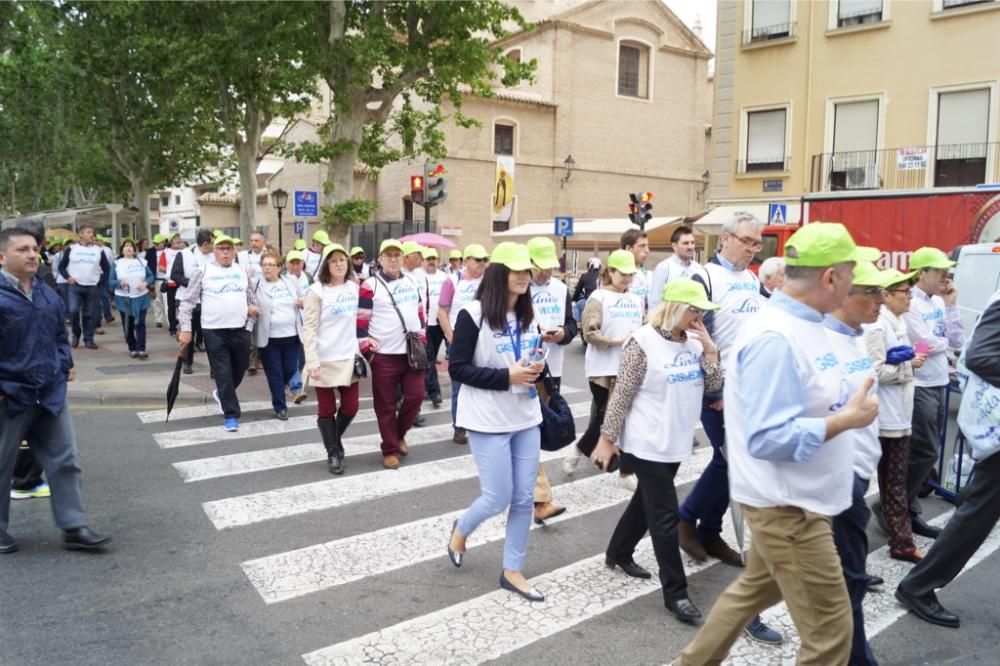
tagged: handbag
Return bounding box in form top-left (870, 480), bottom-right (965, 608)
top-left (376, 276), bottom-right (428, 371)
top-left (535, 365), bottom-right (577, 452)
top-left (957, 356), bottom-right (1000, 462)
top-left (353, 354), bottom-right (368, 380)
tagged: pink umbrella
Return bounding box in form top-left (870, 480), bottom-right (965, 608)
top-left (398, 232), bottom-right (457, 249)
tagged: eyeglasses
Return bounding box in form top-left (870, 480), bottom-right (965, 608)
top-left (688, 306), bottom-right (706, 315)
top-left (261, 263), bottom-right (279, 269)
top-left (850, 286), bottom-right (882, 297)
top-left (729, 234), bottom-right (762, 250)
top-left (885, 287), bottom-right (912, 296)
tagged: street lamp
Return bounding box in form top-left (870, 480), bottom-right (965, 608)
top-left (271, 188), bottom-right (288, 253)
top-left (560, 154), bottom-right (576, 188)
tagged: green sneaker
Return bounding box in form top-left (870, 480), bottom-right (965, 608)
top-left (10, 483), bottom-right (50, 500)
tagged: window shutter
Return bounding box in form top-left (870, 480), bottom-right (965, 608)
top-left (747, 109), bottom-right (787, 166)
top-left (838, 0), bottom-right (882, 20)
top-left (752, 0), bottom-right (791, 31)
top-left (937, 89), bottom-right (990, 159)
top-left (618, 45), bottom-right (640, 97)
top-left (832, 100), bottom-right (879, 171)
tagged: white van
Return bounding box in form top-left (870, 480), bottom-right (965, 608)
top-left (954, 243), bottom-right (1000, 333)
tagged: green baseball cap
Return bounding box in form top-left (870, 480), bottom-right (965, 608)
top-left (212, 229), bottom-right (224, 238)
top-left (526, 237), bottom-right (560, 270)
top-left (232, 237), bottom-right (243, 245)
top-left (852, 262), bottom-right (892, 287)
top-left (312, 230), bottom-right (331, 245)
top-left (464, 244), bottom-right (489, 260)
top-left (783, 223), bottom-right (879, 267)
top-left (607, 249), bottom-right (638, 275)
top-left (422, 247), bottom-right (439, 259)
top-left (322, 243), bottom-right (348, 260)
top-left (286, 250), bottom-right (305, 263)
top-left (380, 238), bottom-right (403, 255)
top-left (449, 249), bottom-right (463, 260)
top-left (350, 246), bottom-right (365, 257)
top-left (879, 267), bottom-right (918, 288)
top-left (908, 246), bottom-right (956, 270)
top-left (152, 233), bottom-right (165, 243)
top-left (401, 241), bottom-right (423, 256)
top-left (213, 234), bottom-right (235, 247)
top-left (293, 239), bottom-right (307, 251)
top-left (489, 242), bottom-right (533, 271)
top-left (661, 277), bottom-right (719, 311)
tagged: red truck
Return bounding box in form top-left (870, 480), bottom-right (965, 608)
top-left (757, 186), bottom-right (1000, 271)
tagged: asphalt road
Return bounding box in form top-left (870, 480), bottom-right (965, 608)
top-left (3, 342), bottom-right (998, 666)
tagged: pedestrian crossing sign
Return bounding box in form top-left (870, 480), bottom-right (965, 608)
top-left (768, 202), bottom-right (787, 226)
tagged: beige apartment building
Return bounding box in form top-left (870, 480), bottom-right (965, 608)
top-left (707, 0), bottom-right (1000, 224)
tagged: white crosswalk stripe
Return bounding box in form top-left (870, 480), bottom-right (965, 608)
top-left (137, 396), bottom-right (372, 424)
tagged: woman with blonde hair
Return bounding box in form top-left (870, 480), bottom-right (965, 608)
top-left (590, 278), bottom-right (722, 625)
top-left (302, 244), bottom-right (361, 474)
top-left (254, 251), bottom-right (304, 420)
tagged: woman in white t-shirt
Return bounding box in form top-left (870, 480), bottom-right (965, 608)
top-left (590, 278), bottom-right (722, 625)
top-left (446, 242), bottom-right (547, 602)
top-left (254, 251), bottom-right (304, 420)
top-left (109, 239), bottom-right (155, 359)
top-left (302, 244), bottom-right (361, 475)
top-left (565, 250), bottom-right (643, 475)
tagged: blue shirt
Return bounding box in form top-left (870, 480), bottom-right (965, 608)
top-left (736, 290), bottom-right (828, 462)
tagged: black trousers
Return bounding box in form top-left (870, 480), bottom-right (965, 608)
top-left (577, 381), bottom-right (609, 457)
top-left (12, 445), bottom-right (45, 491)
top-left (907, 385), bottom-right (945, 516)
top-left (203, 328), bottom-right (251, 419)
top-left (606, 453), bottom-right (687, 603)
top-left (165, 285), bottom-right (179, 334)
top-left (832, 474), bottom-right (877, 666)
top-left (424, 324), bottom-right (445, 399)
top-left (183, 305), bottom-right (202, 367)
top-left (900, 449), bottom-right (1000, 598)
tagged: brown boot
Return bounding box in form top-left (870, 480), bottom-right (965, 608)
top-left (678, 521), bottom-right (708, 562)
top-left (382, 455), bottom-right (400, 470)
top-left (703, 538), bottom-right (744, 567)
top-left (453, 428), bottom-right (468, 445)
top-left (398, 439), bottom-right (409, 456)
top-left (533, 502), bottom-right (567, 525)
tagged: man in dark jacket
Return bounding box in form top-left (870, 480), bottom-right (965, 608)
top-left (0, 227), bottom-right (111, 554)
top-left (896, 291), bottom-right (1000, 627)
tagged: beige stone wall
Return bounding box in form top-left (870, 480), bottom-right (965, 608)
top-left (711, 0), bottom-right (1000, 206)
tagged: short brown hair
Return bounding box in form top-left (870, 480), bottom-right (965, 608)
top-left (260, 250), bottom-right (283, 269)
top-left (620, 229), bottom-right (647, 250)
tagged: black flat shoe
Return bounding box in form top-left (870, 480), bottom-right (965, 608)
top-left (666, 597), bottom-right (703, 625)
top-left (499, 573), bottom-right (544, 602)
top-left (605, 557), bottom-right (652, 579)
top-left (0, 530), bottom-right (17, 554)
top-left (327, 454), bottom-right (344, 475)
top-left (866, 575), bottom-right (885, 591)
top-left (447, 520), bottom-right (464, 568)
top-left (275, 410), bottom-right (288, 421)
top-left (895, 586), bottom-right (959, 628)
top-left (63, 527), bottom-right (111, 551)
top-left (912, 516), bottom-right (941, 539)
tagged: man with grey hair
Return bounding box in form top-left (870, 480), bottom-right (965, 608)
top-left (758, 256), bottom-right (785, 298)
top-left (676, 211), bottom-right (781, 644)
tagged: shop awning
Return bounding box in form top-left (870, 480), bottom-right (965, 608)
top-left (693, 203), bottom-right (801, 237)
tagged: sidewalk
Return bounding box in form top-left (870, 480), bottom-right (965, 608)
top-left (67, 318), bottom-right (273, 407)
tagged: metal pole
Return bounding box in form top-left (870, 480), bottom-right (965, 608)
top-left (424, 202), bottom-right (431, 233)
top-left (561, 235), bottom-right (568, 273)
top-left (277, 208), bottom-right (284, 253)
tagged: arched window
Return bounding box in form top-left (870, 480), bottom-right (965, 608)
top-left (617, 40), bottom-right (650, 99)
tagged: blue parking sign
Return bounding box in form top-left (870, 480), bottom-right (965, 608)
top-left (293, 221), bottom-right (305, 236)
top-left (554, 216), bottom-right (574, 237)
top-left (294, 191), bottom-right (319, 217)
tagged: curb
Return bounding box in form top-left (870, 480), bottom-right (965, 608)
top-left (68, 390), bottom-right (210, 407)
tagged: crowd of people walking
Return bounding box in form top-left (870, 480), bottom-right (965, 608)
top-left (3, 212), bottom-right (1000, 666)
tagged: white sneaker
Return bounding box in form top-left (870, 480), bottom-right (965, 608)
top-left (616, 474), bottom-right (638, 493)
top-left (212, 389), bottom-right (222, 414)
top-left (562, 452), bottom-right (581, 475)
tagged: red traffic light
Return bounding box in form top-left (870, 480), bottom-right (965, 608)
top-left (628, 203), bottom-right (639, 214)
top-left (411, 175), bottom-right (424, 190)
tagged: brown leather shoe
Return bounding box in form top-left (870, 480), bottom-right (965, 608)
top-left (678, 521), bottom-right (708, 562)
top-left (382, 455), bottom-right (400, 470)
top-left (453, 428), bottom-right (468, 445)
top-left (398, 439), bottom-right (409, 456)
top-left (533, 502), bottom-right (567, 525)
top-left (704, 538), bottom-right (744, 567)
top-left (890, 545), bottom-right (924, 564)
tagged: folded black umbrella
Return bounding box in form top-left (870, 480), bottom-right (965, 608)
top-left (165, 349), bottom-right (185, 422)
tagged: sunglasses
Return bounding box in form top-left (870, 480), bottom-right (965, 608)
top-left (688, 306), bottom-right (706, 315)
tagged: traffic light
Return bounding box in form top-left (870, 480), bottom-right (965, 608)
top-left (410, 175), bottom-right (424, 204)
top-left (628, 192), bottom-right (653, 229)
top-left (424, 162), bottom-right (447, 207)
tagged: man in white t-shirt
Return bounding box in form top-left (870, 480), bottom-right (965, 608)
top-left (422, 247), bottom-right (448, 407)
top-left (648, 225), bottom-right (706, 310)
top-left (620, 228), bottom-right (650, 311)
top-left (238, 231), bottom-right (266, 275)
top-left (58, 225), bottom-right (110, 349)
top-left (171, 230), bottom-right (215, 373)
top-left (303, 230), bottom-right (330, 278)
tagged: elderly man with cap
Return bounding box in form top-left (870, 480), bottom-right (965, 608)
top-left (178, 235), bottom-right (259, 432)
top-left (171, 230), bottom-right (216, 372)
top-left (357, 238), bottom-right (427, 469)
top-left (351, 246), bottom-right (371, 280)
top-left (400, 241), bottom-right (429, 426)
top-left (872, 247), bottom-right (964, 541)
top-left (824, 258), bottom-right (893, 666)
top-left (422, 247), bottom-right (448, 408)
top-left (675, 223), bottom-right (881, 665)
top-left (437, 244), bottom-right (489, 444)
top-left (303, 230), bottom-right (330, 278)
top-left (1, 227), bottom-right (111, 554)
top-left (446, 249), bottom-right (463, 275)
top-left (527, 236), bottom-right (576, 523)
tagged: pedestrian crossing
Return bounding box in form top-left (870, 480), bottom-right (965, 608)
top-left (137, 387), bottom-right (1000, 666)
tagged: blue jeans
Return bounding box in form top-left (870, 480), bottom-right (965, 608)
top-left (259, 336), bottom-right (300, 413)
top-left (833, 474), bottom-right (877, 666)
top-left (573, 298), bottom-right (586, 323)
top-left (288, 343), bottom-right (306, 393)
top-left (679, 403), bottom-right (728, 543)
top-left (100, 279), bottom-right (112, 321)
top-left (458, 426), bottom-right (541, 571)
top-left (67, 284), bottom-right (100, 342)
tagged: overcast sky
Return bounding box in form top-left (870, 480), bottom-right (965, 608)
top-left (664, 0), bottom-right (718, 55)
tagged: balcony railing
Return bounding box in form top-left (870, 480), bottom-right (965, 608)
top-left (942, 0), bottom-right (994, 9)
top-left (742, 22), bottom-right (796, 45)
top-left (737, 156), bottom-right (791, 174)
top-left (809, 143), bottom-right (1000, 192)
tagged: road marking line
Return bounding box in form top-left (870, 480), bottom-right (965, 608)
top-left (242, 445), bottom-right (714, 604)
top-left (202, 403), bottom-right (591, 530)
